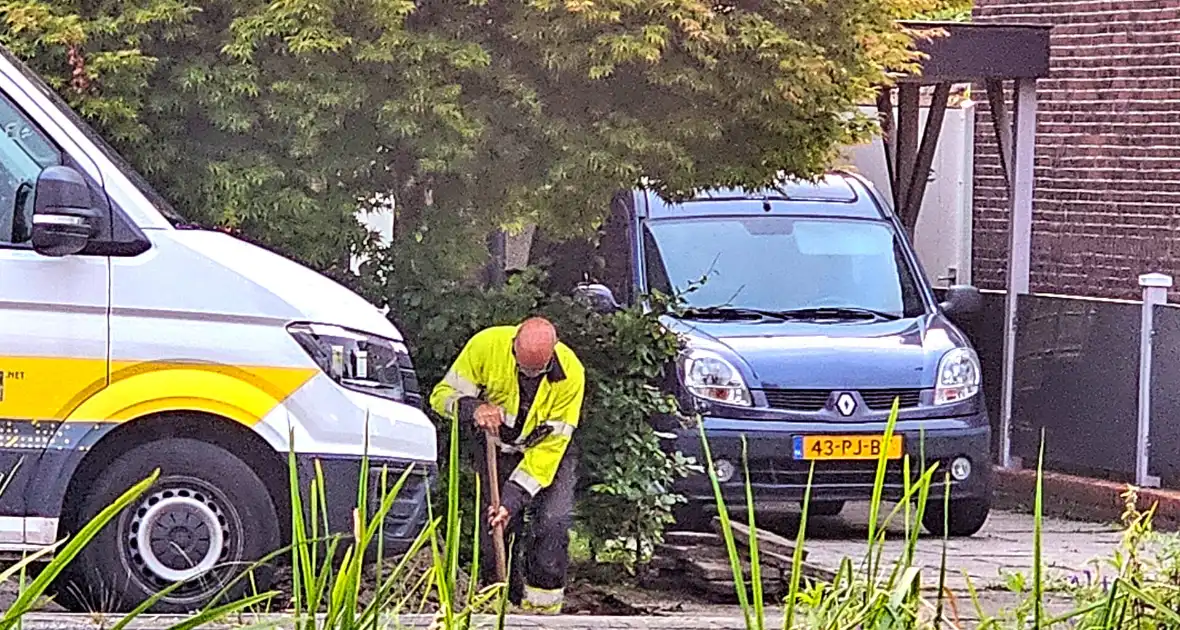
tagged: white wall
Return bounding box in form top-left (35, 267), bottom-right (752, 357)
top-left (837, 102), bottom-right (976, 287)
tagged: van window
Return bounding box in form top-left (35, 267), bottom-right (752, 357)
top-left (0, 93), bottom-right (61, 245)
top-left (643, 216), bottom-right (926, 318)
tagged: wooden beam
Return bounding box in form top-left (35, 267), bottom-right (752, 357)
top-left (986, 79), bottom-right (1014, 189)
top-left (902, 82), bottom-right (952, 232)
top-left (894, 84), bottom-right (921, 213)
top-left (710, 517), bottom-right (808, 562)
top-left (876, 87), bottom-right (897, 201)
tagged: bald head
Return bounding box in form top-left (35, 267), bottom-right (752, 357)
top-left (514, 317), bottom-right (558, 376)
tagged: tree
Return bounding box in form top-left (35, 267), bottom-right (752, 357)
top-left (0, 0), bottom-right (966, 567)
top-left (1, 0), bottom-right (949, 284)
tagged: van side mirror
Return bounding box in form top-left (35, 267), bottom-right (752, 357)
top-left (940, 285), bottom-right (982, 318)
top-left (572, 283), bottom-right (621, 314)
top-left (31, 165), bottom-right (99, 257)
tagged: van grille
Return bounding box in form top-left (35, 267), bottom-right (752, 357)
top-left (860, 389), bottom-right (922, 410)
top-left (762, 388), bottom-right (923, 412)
top-left (763, 389), bottom-right (831, 412)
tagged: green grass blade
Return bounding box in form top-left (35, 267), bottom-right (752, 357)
top-left (363, 517), bottom-right (440, 624)
top-left (697, 422), bottom-right (753, 629)
top-left (1034, 428), bottom-right (1045, 629)
top-left (1046, 592), bottom-right (1122, 626)
top-left (495, 536), bottom-right (513, 630)
top-left (203, 539), bottom-right (304, 609)
top-left (372, 464), bottom-right (389, 630)
top-left (865, 398), bottom-right (900, 594)
top-left (0, 544), bottom-right (57, 586)
top-left (285, 426), bottom-right (309, 627)
top-left (0, 470), bottom-right (159, 623)
top-left (741, 437), bottom-right (764, 630)
top-left (163, 591), bottom-right (278, 630)
top-left (1116, 578), bottom-right (1180, 624)
top-left (468, 471), bottom-right (483, 609)
top-left (934, 473), bottom-right (950, 627)
top-left (357, 466), bottom-right (414, 554)
top-left (782, 462), bottom-right (814, 630)
top-left (109, 579), bottom-right (206, 630)
top-left (357, 411), bottom-right (372, 536)
top-left (902, 454), bottom-right (912, 566)
top-left (1100, 574), bottom-right (1123, 628)
top-left (444, 412), bottom-right (462, 625)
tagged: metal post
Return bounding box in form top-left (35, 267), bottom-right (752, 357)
top-left (1137, 272), bottom-right (1171, 488)
top-left (999, 78), bottom-right (1037, 469)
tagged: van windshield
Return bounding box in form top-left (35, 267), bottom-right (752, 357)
top-left (643, 216), bottom-right (928, 319)
top-left (0, 48), bottom-right (191, 227)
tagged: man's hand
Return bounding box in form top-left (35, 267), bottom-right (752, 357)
top-left (474, 403), bottom-right (504, 430)
top-left (487, 504), bottom-right (510, 529)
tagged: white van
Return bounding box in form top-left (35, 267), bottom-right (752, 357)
top-left (0, 48), bottom-right (437, 611)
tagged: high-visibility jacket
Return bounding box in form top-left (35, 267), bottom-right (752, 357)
top-left (429, 324), bottom-right (585, 497)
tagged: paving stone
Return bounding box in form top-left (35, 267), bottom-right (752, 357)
top-left (780, 504), bottom-right (1126, 593)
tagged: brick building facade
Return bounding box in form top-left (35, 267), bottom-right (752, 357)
top-left (972, 0), bottom-right (1180, 299)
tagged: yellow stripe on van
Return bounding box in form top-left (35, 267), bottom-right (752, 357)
top-left (0, 356), bottom-right (317, 426)
top-left (0, 357), bottom-right (107, 420)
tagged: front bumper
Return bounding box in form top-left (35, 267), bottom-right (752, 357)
top-left (295, 453), bottom-right (436, 555)
top-left (668, 414), bottom-right (992, 511)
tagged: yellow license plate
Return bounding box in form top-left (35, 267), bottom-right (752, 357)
top-left (792, 435), bottom-right (903, 461)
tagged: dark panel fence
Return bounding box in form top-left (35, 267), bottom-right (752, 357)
top-left (946, 289), bottom-right (1144, 482)
top-left (1009, 295), bottom-right (1140, 480)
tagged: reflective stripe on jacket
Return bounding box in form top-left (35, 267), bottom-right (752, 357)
top-left (429, 324), bottom-right (585, 496)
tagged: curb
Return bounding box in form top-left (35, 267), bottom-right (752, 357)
top-left (17, 613), bottom-right (751, 630)
top-left (993, 466), bottom-right (1180, 529)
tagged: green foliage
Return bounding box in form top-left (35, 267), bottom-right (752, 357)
top-left (917, 0), bottom-right (973, 22)
top-left (0, 0), bottom-right (944, 279)
top-left (382, 267), bottom-right (698, 564)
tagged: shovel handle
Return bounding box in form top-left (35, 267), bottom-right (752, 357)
top-left (485, 427), bottom-right (508, 583)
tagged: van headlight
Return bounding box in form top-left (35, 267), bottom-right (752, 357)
top-left (680, 349), bottom-right (753, 407)
top-left (288, 322), bottom-right (409, 403)
top-left (934, 347), bottom-right (981, 405)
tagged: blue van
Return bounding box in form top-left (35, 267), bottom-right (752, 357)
top-left (534, 170), bottom-right (992, 537)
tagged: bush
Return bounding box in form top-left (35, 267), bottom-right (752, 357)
top-left (379, 267), bottom-right (699, 568)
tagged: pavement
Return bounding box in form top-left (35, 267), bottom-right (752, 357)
top-left (0, 504), bottom-right (1130, 628)
top-left (795, 502), bottom-right (1125, 594)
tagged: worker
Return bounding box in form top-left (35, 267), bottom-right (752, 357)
top-left (429, 317), bottom-right (586, 614)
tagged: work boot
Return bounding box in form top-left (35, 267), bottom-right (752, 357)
top-left (520, 586), bottom-right (563, 615)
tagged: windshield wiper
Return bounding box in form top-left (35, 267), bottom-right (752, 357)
top-left (776, 306), bottom-right (902, 321)
top-left (680, 306), bottom-right (791, 321)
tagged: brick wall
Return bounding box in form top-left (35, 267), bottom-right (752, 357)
top-left (972, 0), bottom-right (1180, 299)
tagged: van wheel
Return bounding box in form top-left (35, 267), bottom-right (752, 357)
top-left (921, 497), bottom-right (991, 538)
top-left (55, 439), bottom-right (280, 613)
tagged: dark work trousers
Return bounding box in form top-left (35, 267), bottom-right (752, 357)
top-left (472, 435), bottom-right (579, 605)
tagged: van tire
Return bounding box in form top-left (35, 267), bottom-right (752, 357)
top-left (54, 438), bottom-right (280, 613)
top-left (921, 497), bottom-right (991, 538)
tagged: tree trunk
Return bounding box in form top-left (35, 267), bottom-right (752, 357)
top-left (483, 230), bottom-right (507, 288)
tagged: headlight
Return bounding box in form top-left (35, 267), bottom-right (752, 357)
top-left (288, 322), bottom-right (410, 403)
top-left (679, 349), bottom-right (753, 407)
top-left (935, 347), bottom-right (980, 405)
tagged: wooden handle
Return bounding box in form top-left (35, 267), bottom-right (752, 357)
top-left (485, 427), bottom-right (508, 583)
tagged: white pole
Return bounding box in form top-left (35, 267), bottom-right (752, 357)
top-left (999, 78), bottom-right (1037, 469)
top-left (1137, 272), bottom-right (1171, 488)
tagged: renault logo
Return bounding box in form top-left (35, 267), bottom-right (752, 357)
top-left (836, 393), bottom-right (857, 417)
